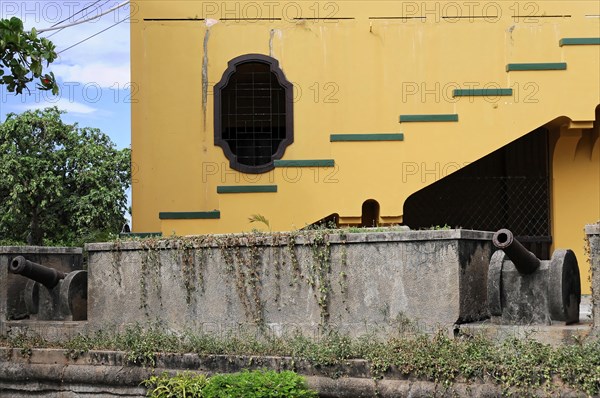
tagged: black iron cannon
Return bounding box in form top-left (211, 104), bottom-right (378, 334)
top-left (487, 229), bottom-right (580, 325)
top-left (8, 256), bottom-right (87, 321)
top-left (9, 256), bottom-right (66, 289)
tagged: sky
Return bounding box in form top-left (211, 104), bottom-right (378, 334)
top-left (0, 0), bottom-right (132, 149)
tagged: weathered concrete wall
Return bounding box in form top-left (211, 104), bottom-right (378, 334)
top-left (82, 230), bottom-right (493, 337)
top-left (0, 247), bottom-right (83, 329)
top-left (0, 348), bottom-right (587, 398)
top-left (587, 223), bottom-right (600, 331)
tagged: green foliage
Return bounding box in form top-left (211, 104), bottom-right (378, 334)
top-left (117, 324), bottom-right (181, 367)
top-left (0, 17), bottom-right (58, 95)
top-left (430, 224), bottom-right (451, 230)
top-left (2, 328), bottom-right (49, 358)
top-left (202, 370), bottom-right (317, 398)
top-left (4, 325), bottom-right (600, 396)
top-left (143, 372), bottom-right (207, 398)
top-left (551, 338), bottom-right (600, 396)
top-left (248, 214), bottom-right (271, 231)
top-left (142, 370), bottom-right (316, 398)
top-left (0, 107), bottom-right (130, 246)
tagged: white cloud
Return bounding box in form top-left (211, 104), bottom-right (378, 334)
top-left (14, 2), bottom-right (133, 88)
top-left (16, 98), bottom-right (98, 115)
top-left (51, 62), bottom-right (130, 88)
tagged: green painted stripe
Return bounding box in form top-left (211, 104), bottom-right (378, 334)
top-left (330, 134), bottom-right (404, 142)
top-left (217, 185), bottom-right (278, 193)
top-left (274, 159), bottom-right (335, 167)
top-left (119, 232), bottom-right (163, 238)
top-left (159, 211), bottom-right (221, 220)
top-left (399, 114), bottom-right (458, 122)
top-left (560, 38), bottom-right (600, 46)
top-left (453, 88), bottom-right (513, 97)
top-left (506, 63), bottom-right (567, 71)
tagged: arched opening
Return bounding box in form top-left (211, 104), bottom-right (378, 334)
top-left (361, 200), bottom-right (380, 227)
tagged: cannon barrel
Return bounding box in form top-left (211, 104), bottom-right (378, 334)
top-left (9, 256), bottom-right (66, 289)
top-left (492, 229), bottom-right (540, 274)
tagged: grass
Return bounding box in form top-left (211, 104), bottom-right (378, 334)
top-left (1, 324), bottom-right (600, 396)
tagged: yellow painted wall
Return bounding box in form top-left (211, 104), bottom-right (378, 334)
top-left (552, 115), bottom-right (600, 293)
top-left (131, 1), bottom-right (600, 291)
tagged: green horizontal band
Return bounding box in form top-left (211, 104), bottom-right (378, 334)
top-left (159, 211), bottom-right (221, 220)
top-left (217, 185), bottom-right (277, 193)
top-left (453, 88), bottom-right (513, 97)
top-left (399, 114), bottom-right (458, 122)
top-left (274, 160), bottom-right (335, 167)
top-left (559, 38), bottom-right (600, 46)
top-left (120, 232), bottom-right (163, 238)
top-left (330, 134), bottom-right (404, 142)
top-left (506, 63), bottom-right (567, 71)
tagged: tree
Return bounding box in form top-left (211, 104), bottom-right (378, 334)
top-left (0, 17), bottom-right (58, 95)
top-left (0, 107), bottom-right (130, 245)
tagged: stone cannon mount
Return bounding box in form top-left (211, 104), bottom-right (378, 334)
top-left (488, 229), bottom-right (581, 325)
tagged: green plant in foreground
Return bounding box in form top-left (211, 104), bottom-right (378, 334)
top-left (143, 371), bottom-right (207, 398)
top-left (143, 370), bottom-right (316, 398)
top-left (202, 370), bottom-right (317, 398)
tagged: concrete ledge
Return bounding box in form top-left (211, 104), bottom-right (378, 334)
top-left (585, 223), bottom-right (600, 235)
top-left (87, 229), bottom-right (495, 252)
top-left (0, 246), bottom-right (82, 255)
top-left (0, 348), bottom-right (587, 398)
top-left (458, 320), bottom-right (593, 346)
top-left (1, 321), bottom-right (88, 342)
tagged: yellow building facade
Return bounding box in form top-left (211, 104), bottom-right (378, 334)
top-left (130, 1), bottom-right (600, 292)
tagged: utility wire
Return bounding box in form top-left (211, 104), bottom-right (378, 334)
top-left (50, 0), bottom-right (104, 27)
top-left (46, 0), bottom-right (108, 39)
top-left (35, 1), bottom-right (129, 34)
top-left (58, 16), bottom-right (130, 55)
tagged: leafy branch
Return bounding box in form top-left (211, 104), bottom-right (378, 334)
top-left (0, 17), bottom-right (58, 95)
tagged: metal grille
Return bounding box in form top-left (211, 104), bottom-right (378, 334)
top-left (221, 62), bottom-right (286, 167)
top-left (403, 128), bottom-right (552, 259)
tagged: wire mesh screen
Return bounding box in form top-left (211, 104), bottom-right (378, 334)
top-left (221, 62), bottom-right (287, 167)
top-left (403, 128), bottom-right (551, 259)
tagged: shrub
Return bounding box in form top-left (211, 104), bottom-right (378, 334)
top-left (202, 370), bottom-right (317, 398)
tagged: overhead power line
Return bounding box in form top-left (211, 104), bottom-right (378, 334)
top-left (35, 1), bottom-right (130, 34)
top-left (50, 0), bottom-right (104, 27)
top-left (58, 16), bottom-right (130, 55)
top-left (46, 0), bottom-right (108, 39)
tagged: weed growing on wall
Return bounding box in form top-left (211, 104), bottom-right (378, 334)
top-left (218, 233), bottom-right (267, 328)
top-left (584, 231), bottom-right (595, 321)
top-left (304, 227), bottom-right (333, 327)
top-left (3, 324), bottom-right (600, 396)
top-left (112, 227), bottom-right (343, 329)
top-left (285, 230), bottom-right (303, 287)
top-left (110, 238), bottom-right (123, 287)
top-left (337, 231), bottom-right (349, 311)
top-left (168, 237), bottom-right (209, 306)
top-left (139, 238), bottom-right (165, 316)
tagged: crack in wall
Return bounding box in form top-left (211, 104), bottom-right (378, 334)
top-left (202, 27), bottom-right (211, 132)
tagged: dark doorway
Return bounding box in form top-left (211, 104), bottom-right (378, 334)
top-left (361, 200), bottom-right (380, 227)
top-left (403, 128), bottom-right (551, 259)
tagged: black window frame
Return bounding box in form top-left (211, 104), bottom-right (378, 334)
top-left (214, 54), bottom-right (294, 174)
